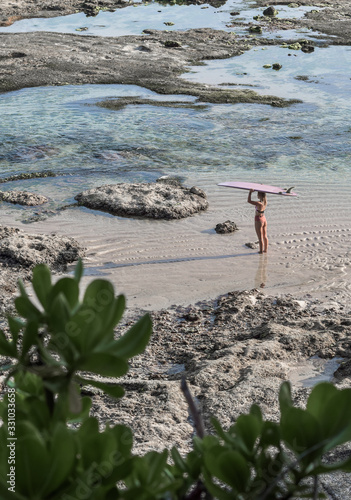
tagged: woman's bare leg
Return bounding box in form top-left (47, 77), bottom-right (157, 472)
top-left (262, 222), bottom-right (268, 253)
top-left (255, 221), bottom-right (263, 254)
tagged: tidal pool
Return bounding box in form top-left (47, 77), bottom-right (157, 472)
top-left (184, 45), bottom-right (351, 103)
top-left (0, 0), bottom-right (324, 39)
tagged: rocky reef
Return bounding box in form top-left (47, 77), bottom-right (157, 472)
top-left (89, 289), bottom-right (351, 464)
top-left (0, 190), bottom-right (48, 206)
top-left (75, 182), bottom-right (208, 219)
top-left (0, 225), bottom-right (84, 271)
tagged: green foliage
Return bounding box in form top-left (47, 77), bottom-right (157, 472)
top-left (0, 262), bottom-right (351, 499)
top-left (0, 261), bottom-right (152, 499)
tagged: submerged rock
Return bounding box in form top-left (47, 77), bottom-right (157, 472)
top-left (1, 145), bottom-right (59, 163)
top-left (75, 182), bottom-right (208, 219)
top-left (0, 171), bottom-right (56, 184)
top-left (272, 63), bottom-right (282, 70)
top-left (245, 241), bottom-right (259, 249)
top-left (249, 26), bottom-right (262, 33)
top-left (0, 226), bottom-right (85, 270)
top-left (288, 42), bottom-right (302, 50)
top-left (301, 44), bottom-right (315, 53)
top-left (0, 190), bottom-right (48, 206)
top-left (164, 40), bottom-right (182, 48)
top-left (215, 220), bottom-right (238, 234)
top-left (263, 6), bottom-right (278, 17)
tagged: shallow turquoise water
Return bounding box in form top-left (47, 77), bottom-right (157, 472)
top-left (0, 67), bottom-right (350, 210)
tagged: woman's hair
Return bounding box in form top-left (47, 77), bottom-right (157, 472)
top-left (258, 192), bottom-right (267, 206)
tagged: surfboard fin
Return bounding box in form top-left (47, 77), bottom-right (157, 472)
top-left (284, 186), bottom-right (295, 193)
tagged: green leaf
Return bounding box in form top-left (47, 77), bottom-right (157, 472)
top-left (0, 482), bottom-right (26, 500)
top-left (235, 414), bottom-right (262, 452)
top-left (83, 279), bottom-right (115, 310)
top-left (7, 315), bottom-right (25, 344)
top-left (110, 424), bottom-right (133, 458)
top-left (307, 382), bottom-right (338, 420)
top-left (171, 446), bottom-right (188, 473)
top-left (48, 278), bottom-right (79, 310)
top-left (103, 294), bottom-right (126, 333)
top-left (107, 313), bottom-right (152, 359)
top-left (260, 421), bottom-right (281, 448)
top-left (204, 449), bottom-right (250, 492)
top-left (38, 344), bottom-right (67, 368)
top-left (15, 296), bottom-right (42, 322)
top-left (15, 371), bottom-right (44, 397)
top-left (41, 423), bottom-right (76, 496)
top-left (212, 417), bottom-right (236, 446)
top-left (318, 389), bottom-right (351, 450)
top-left (66, 300), bottom-right (120, 354)
top-left (47, 293), bottom-right (71, 334)
top-left (15, 422), bottom-right (50, 496)
top-left (146, 450), bottom-right (169, 485)
top-left (21, 320), bottom-right (39, 359)
top-left (250, 403), bottom-right (263, 422)
top-left (77, 416), bottom-right (99, 442)
top-left (32, 264), bottom-right (52, 309)
top-left (74, 258), bottom-right (84, 283)
top-left (185, 450), bottom-right (202, 478)
top-left (198, 435), bottom-right (218, 452)
top-left (42, 376), bottom-right (69, 396)
top-left (77, 376), bottom-right (125, 399)
top-left (77, 353), bottom-right (129, 378)
top-left (202, 469), bottom-right (236, 500)
top-left (279, 381), bottom-right (293, 415)
top-left (0, 329), bottom-right (17, 357)
top-left (21, 397), bottom-right (51, 430)
top-left (281, 407), bottom-right (322, 459)
top-left (77, 419), bottom-right (118, 468)
top-left (82, 280), bottom-right (125, 336)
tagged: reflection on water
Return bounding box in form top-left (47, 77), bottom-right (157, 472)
top-left (0, 0), bottom-right (254, 36)
top-left (0, 0), bottom-right (324, 39)
top-left (290, 356), bottom-right (343, 388)
top-left (184, 45), bottom-right (351, 103)
top-left (255, 254), bottom-right (268, 288)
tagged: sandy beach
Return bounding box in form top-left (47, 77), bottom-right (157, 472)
top-left (1, 173), bottom-right (349, 312)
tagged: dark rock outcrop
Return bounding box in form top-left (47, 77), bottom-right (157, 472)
top-left (0, 226), bottom-right (85, 270)
top-left (75, 182), bottom-right (208, 219)
top-left (215, 220), bottom-right (238, 234)
top-left (0, 190), bottom-right (48, 206)
top-left (263, 6), bottom-right (278, 17)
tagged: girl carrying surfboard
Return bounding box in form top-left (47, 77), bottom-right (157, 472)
top-left (247, 189), bottom-right (268, 254)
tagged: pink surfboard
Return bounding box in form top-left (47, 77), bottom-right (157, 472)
top-left (218, 181), bottom-right (297, 196)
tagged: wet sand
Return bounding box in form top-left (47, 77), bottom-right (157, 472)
top-left (1, 174), bottom-right (350, 312)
